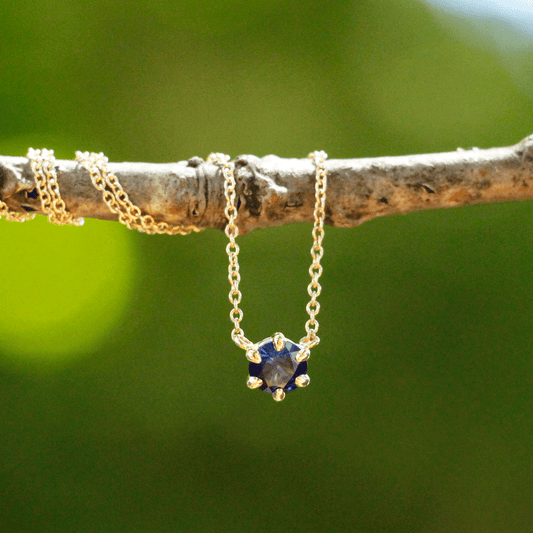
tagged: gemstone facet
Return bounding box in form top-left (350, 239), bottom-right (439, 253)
top-left (248, 336), bottom-right (308, 395)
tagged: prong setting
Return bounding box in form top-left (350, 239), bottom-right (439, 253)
top-left (247, 334), bottom-right (310, 400)
top-left (295, 347), bottom-right (310, 363)
top-left (217, 151), bottom-right (327, 403)
top-left (273, 332), bottom-right (286, 351)
top-left (273, 389), bottom-right (285, 402)
top-left (246, 348), bottom-right (261, 364)
top-left (247, 376), bottom-right (263, 389)
top-left (295, 374), bottom-right (310, 388)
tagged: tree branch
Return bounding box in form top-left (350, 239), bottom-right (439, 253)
top-left (1, 135), bottom-right (533, 234)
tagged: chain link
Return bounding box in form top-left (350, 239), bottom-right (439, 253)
top-left (209, 150), bottom-right (328, 351)
top-left (75, 151), bottom-right (201, 236)
top-left (207, 153), bottom-right (253, 350)
top-left (27, 148), bottom-right (84, 226)
top-left (7, 148), bottom-right (328, 350)
top-left (303, 150), bottom-right (328, 347)
top-left (0, 199), bottom-right (35, 222)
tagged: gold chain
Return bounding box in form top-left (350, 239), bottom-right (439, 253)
top-left (27, 148), bottom-right (84, 226)
top-left (303, 150), bottom-right (328, 347)
top-left (206, 153), bottom-right (252, 350)
top-left (75, 151), bottom-right (201, 235)
top-left (208, 150), bottom-right (328, 351)
top-left (0, 199), bottom-right (35, 222)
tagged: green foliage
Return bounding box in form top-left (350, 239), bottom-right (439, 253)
top-left (1, 0), bottom-right (533, 531)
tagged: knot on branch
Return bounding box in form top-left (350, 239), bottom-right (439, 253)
top-left (0, 164), bottom-right (25, 199)
top-left (234, 155), bottom-right (284, 219)
top-left (517, 134), bottom-right (533, 164)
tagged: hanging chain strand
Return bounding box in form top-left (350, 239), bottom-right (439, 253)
top-left (27, 148), bottom-right (84, 226)
top-left (207, 153), bottom-right (253, 350)
top-left (75, 151), bottom-right (201, 235)
top-left (208, 150), bottom-right (328, 351)
top-left (303, 150), bottom-right (328, 348)
top-left (0, 199), bottom-right (35, 222)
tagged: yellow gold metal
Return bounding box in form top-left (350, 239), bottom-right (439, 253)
top-left (232, 331), bottom-right (254, 351)
top-left (273, 332), bottom-right (286, 351)
top-left (27, 148), bottom-right (84, 226)
top-left (302, 150), bottom-right (328, 348)
top-left (295, 347), bottom-right (310, 363)
top-left (273, 389), bottom-right (285, 402)
top-left (300, 335), bottom-right (320, 349)
top-left (295, 374), bottom-right (310, 388)
top-left (75, 151), bottom-right (201, 235)
top-left (0, 199), bottom-right (35, 222)
top-left (247, 376), bottom-right (263, 389)
top-left (207, 152), bottom-right (253, 350)
top-left (210, 151), bottom-right (328, 353)
top-left (246, 348), bottom-right (262, 364)
top-left (210, 151), bottom-right (327, 398)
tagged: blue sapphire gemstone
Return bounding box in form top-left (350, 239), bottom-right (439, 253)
top-left (249, 337), bottom-right (308, 394)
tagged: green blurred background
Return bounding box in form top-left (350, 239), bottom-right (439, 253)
top-left (1, 0), bottom-right (533, 531)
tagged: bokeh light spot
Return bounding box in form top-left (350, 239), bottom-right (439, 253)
top-left (0, 216), bottom-right (136, 367)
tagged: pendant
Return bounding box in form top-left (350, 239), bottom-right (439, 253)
top-left (246, 332), bottom-right (311, 401)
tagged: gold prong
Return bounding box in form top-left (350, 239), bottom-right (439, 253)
top-left (247, 376), bottom-right (263, 389)
top-left (273, 389), bottom-right (285, 402)
top-left (273, 332), bottom-right (286, 351)
top-left (295, 374), bottom-right (310, 388)
top-left (246, 349), bottom-right (261, 364)
top-left (295, 347), bottom-right (310, 363)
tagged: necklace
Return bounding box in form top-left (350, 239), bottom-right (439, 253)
top-left (75, 151), bottom-right (200, 235)
top-left (28, 148), bottom-right (84, 226)
top-left (207, 151), bottom-right (328, 401)
top-left (1, 148), bottom-right (82, 225)
top-left (0, 199), bottom-right (33, 222)
top-left (3, 147), bottom-right (328, 402)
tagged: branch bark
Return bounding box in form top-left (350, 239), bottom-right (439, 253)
top-left (1, 135), bottom-right (533, 234)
